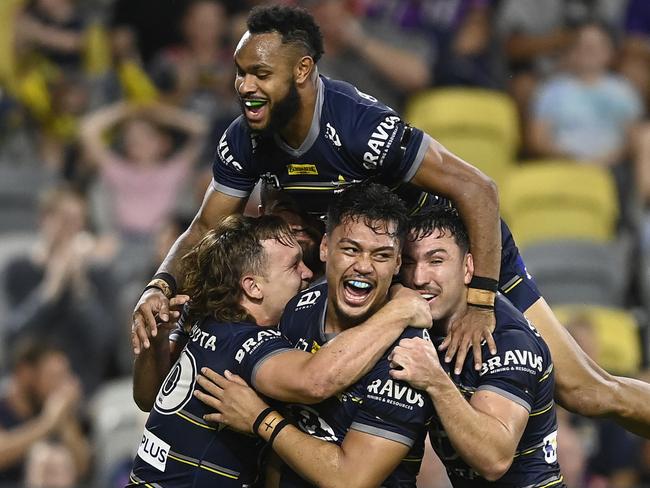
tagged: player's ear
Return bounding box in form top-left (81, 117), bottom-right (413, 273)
top-left (319, 233), bottom-right (328, 263)
top-left (464, 252), bottom-right (474, 286)
top-left (295, 55), bottom-right (314, 85)
top-left (241, 274), bottom-right (264, 300)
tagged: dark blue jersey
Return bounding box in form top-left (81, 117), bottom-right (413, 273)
top-left (129, 319), bottom-right (292, 488)
top-left (212, 75), bottom-right (430, 218)
top-left (428, 296), bottom-right (564, 488)
top-left (276, 283), bottom-right (432, 488)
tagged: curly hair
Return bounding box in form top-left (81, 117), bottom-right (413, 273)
top-left (180, 214), bottom-right (296, 324)
top-left (326, 182), bottom-right (409, 247)
top-left (408, 206), bottom-right (470, 255)
top-left (247, 5), bottom-right (324, 63)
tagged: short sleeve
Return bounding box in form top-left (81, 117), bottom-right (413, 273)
top-left (233, 327), bottom-right (293, 387)
top-left (499, 219), bottom-right (542, 313)
top-left (532, 80), bottom-right (560, 122)
top-left (477, 329), bottom-right (549, 412)
top-left (351, 329), bottom-right (432, 447)
top-left (348, 103), bottom-right (430, 183)
top-left (211, 116), bottom-right (258, 199)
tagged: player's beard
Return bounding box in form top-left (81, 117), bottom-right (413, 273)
top-left (245, 81), bottom-right (301, 134)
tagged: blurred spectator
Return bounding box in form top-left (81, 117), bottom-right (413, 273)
top-left (620, 0), bottom-right (650, 113)
top-left (528, 21), bottom-right (642, 168)
top-left (150, 0), bottom-right (239, 126)
top-left (0, 339), bottom-right (90, 486)
top-left (3, 186), bottom-right (117, 394)
top-left (362, 0), bottom-right (500, 88)
top-left (496, 0), bottom-right (627, 147)
top-left (80, 101), bottom-right (207, 239)
top-left (303, 0), bottom-right (432, 111)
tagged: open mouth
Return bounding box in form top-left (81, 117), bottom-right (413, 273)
top-left (242, 98), bottom-right (268, 122)
top-left (419, 291), bottom-right (438, 303)
top-left (342, 278), bottom-right (375, 306)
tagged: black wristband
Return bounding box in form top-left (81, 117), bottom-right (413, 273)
top-left (153, 272), bottom-right (178, 296)
top-left (269, 419), bottom-right (290, 447)
top-left (469, 276), bottom-right (498, 293)
top-left (252, 407), bottom-right (275, 435)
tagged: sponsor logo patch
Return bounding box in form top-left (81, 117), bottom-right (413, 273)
top-left (287, 164), bottom-right (318, 175)
top-left (138, 427), bottom-right (170, 472)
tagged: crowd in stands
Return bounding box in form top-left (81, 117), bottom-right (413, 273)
top-left (1, 0), bottom-right (650, 486)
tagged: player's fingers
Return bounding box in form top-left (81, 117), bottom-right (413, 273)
top-left (389, 368), bottom-right (408, 381)
top-left (200, 367), bottom-right (230, 389)
top-left (170, 295), bottom-right (190, 308)
top-left (203, 413), bottom-right (223, 425)
top-left (472, 339), bottom-right (483, 372)
top-left (158, 299), bottom-right (170, 325)
top-left (132, 314), bottom-right (150, 351)
top-left (196, 374), bottom-right (225, 399)
top-left (131, 330), bottom-right (141, 355)
top-left (438, 335), bottom-right (451, 352)
top-left (486, 332), bottom-right (497, 356)
top-left (140, 304), bottom-right (158, 340)
top-left (453, 340), bottom-right (470, 375)
top-left (194, 388), bottom-right (222, 408)
top-left (444, 334), bottom-right (460, 363)
top-left (224, 370), bottom-right (248, 386)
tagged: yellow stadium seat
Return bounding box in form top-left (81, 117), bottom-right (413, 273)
top-left (553, 305), bottom-right (641, 376)
top-left (405, 88), bottom-right (520, 187)
top-left (500, 160), bottom-right (619, 250)
top-left (0, 0), bottom-right (27, 90)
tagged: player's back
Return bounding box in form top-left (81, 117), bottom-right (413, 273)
top-left (428, 296), bottom-right (564, 487)
top-left (129, 319), bottom-right (286, 488)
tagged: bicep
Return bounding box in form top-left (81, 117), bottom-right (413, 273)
top-left (338, 429), bottom-right (410, 488)
top-left (193, 184), bottom-right (247, 233)
top-left (470, 389), bottom-right (529, 445)
top-left (254, 349), bottom-right (317, 403)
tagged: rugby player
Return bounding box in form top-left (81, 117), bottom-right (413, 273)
top-left (132, 4), bottom-right (650, 438)
top-left (129, 213), bottom-right (432, 486)
top-left (132, 3), bottom-right (501, 369)
top-left (195, 183), bottom-right (433, 487)
top-left (390, 206), bottom-right (565, 487)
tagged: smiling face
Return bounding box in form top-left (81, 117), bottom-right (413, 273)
top-left (401, 229), bottom-right (473, 324)
top-left (321, 217), bottom-right (401, 330)
top-left (234, 31), bottom-right (303, 132)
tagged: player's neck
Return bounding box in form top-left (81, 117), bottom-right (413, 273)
top-left (240, 299), bottom-right (279, 327)
top-left (278, 78), bottom-right (318, 149)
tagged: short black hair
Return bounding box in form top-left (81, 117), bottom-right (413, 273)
top-left (247, 5), bottom-right (324, 63)
top-left (408, 206), bottom-right (470, 255)
top-left (327, 182), bottom-right (408, 247)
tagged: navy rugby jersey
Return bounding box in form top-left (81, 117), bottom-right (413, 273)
top-left (212, 75), bottom-right (431, 217)
top-left (129, 319), bottom-right (292, 488)
top-left (428, 296), bottom-right (564, 488)
top-left (276, 282), bottom-right (432, 488)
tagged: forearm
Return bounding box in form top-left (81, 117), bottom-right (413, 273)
top-left (59, 421), bottom-right (91, 478)
top-left (19, 15), bottom-right (83, 53)
top-left (155, 218), bottom-right (211, 287)
top-left (426, 379), bottom-right (513, 480)
top-left (0, 418), bottom-right (54, 469)
top-left (301, 306), bottom-right (411, 399)
top-left (258, 413), bottom-right (349, 488)
top-left (354, 38), bottom-right (430, 92)
top-left (147, 104), bottom-right (207, 135)
top-left (133, 332), bottom-right (171, 411)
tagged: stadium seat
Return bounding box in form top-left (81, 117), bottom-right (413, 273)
top-left (88, 377), bottom-right (148, 486)
top-left (500, 160), bottom-right (619, 250)
top-left (404, 88), bottom-right (519, 188)
top-left (522, 239), bottom-right (630, 308)
top-left (553, 305), bottom-right (642, 376)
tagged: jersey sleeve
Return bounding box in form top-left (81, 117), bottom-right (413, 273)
top-left (499, 219), bottom-right (542, 313)
top-left (349, 101), bottom-right (430, 183)
top-left (232, 327), bottom-right (293, 387)
top-left (211, 116), bottom-right (258, 199)
top-left (477, 328), bottom-right (549, 413)
top-left (351, 329), bottom-right (432, 448)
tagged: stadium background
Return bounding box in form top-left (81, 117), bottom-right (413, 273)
top-left (1, 0), bottom-right (649, 486)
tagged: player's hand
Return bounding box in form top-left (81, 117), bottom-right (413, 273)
top-left (194, 368), bottom-right (269, 434)
top-left (131, 288), bottom-right (171, 354)
top-left (439, 306), bottom-right (496, 375)
top-left (387, 284), bottom-right (433, 329)
top-left (388, 337), bottom-right (441, 391)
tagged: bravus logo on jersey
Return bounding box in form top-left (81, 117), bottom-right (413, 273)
top-left (363, 115), bottom-right (401, 170)
top-left (366, 378), bottom-right (425, 407)
top-left (480, 349), bottom-right (544, 376)
top-left (235, 329), bottom-right (283, 363)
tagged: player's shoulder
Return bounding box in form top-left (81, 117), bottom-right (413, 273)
top-left (280, 281), bottom-right (327, 329)
top-left (493, 296), bottom-right (547, 353)
top-left (322, 75), bottom-right (398, 122)
top-left (215, 115), bottom-right (256, 168)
